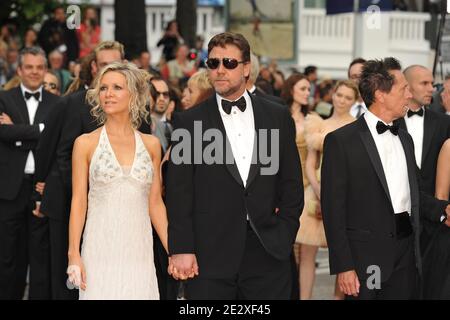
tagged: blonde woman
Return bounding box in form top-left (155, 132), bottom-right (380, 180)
top-left (297, 80), bottom-right (358, 299)
top-left (181, 69), bottom-right (214, 109)
top-left (67, 62), bottom-right (168, 299)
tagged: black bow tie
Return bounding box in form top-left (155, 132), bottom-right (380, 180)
top-left (407, 108), bottom-right (424, 118)
top-left (221, 96), bottom-right (246, 115)
top-left (24, 91), bottom-right (40, 101)
top-left (376, 121), bottom-right (399, 136)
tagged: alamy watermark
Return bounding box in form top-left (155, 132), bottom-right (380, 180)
top-left (66, 5), bottom-right (81, 30)
top-left (170, 121), bottom-right (280, 176)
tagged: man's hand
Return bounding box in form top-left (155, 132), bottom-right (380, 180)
top-left (0, 112), bottom-right (13, 125)
top-left (168, 254), bottom-right (199, 280)
top-left (32, 202), bottom-right (45, 218)
top-left (35, 182), bottom-right (45, 195)
top-left (337, 270), bottom-right (360, 297)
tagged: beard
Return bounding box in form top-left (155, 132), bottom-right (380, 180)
top-left (214, 78), bottom-right (245, 99)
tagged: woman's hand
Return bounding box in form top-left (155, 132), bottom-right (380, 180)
top-left (67, 253), bottom-right (87, 291)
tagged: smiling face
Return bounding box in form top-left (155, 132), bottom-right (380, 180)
top-left (99, 71), bottom-right (131, 117)
top-left (17, 53), bottom-right (47, 91)
top-left (292, 79), bottom-right (310, 106)
top-left (207, 44), bottom-right (250, 101)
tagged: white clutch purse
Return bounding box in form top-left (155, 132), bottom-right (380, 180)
top-left (66, 265), bottom-right (82, 289)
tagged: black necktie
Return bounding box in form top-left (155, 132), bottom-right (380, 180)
top-left (407, 108), bottom-right (424, 118)
top-left (376, 121), bottom-right (399, 136)
top-left (221, 96), bottom-right (246, 115)
top-left (24, 91), bottom-right (40, 101)
top-left (355, 104), bottom-right (363, 118)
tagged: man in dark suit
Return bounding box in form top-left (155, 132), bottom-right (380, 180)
top-left (394, 65), bottom-right (450, 254)
top-left (321, 57), bottom-right (450, 300)
top-left (0, 47), bottom-right (59, 299)
top-left (166, 32), bottom-right (304, 299)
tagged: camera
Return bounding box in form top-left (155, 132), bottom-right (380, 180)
top-left (188, 49), bottom-right (198, 61)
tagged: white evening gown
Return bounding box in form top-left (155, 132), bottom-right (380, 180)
top-left (79, 126), bottom-right (159, 300)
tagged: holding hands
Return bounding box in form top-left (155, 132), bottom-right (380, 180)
top-left (168, 254), bottom-right (199, 280)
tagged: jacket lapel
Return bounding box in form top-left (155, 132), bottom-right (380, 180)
top-left (206, 96), bottom-right (244, 187)
top-left (13, 87), bottom-right (30, 124)
top-left (398, 129), bottom-right (420, 213)
top-left (245, 93), bottom-right (264, 190)
top-left (358, 117), bottom-right (393, 204)
top-left (421, 109), bottom-right (436, 165)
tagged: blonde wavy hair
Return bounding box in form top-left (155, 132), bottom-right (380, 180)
top-left (86, 62), bottom-right (151, 129)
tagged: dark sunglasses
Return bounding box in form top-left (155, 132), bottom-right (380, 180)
top-left (206, 58), bottom-right (245, 70)
top-left (155, 90), bottom-right (169, 98)
top-left (43, 82), bottom-right (58, 90)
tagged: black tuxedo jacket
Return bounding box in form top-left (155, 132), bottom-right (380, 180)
top-left (0, 87), bottom-right (59, 204)
top-left (321, 117), bottom-right (448, 282)
top-left (252, 87), bottom-right (286, 107)
top-left (394, 109), bottom-right (450, 196)
top-left (166, 94), bottom-right (304, 278)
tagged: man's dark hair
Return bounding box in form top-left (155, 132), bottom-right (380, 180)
top-left (304, 65), bottom-right (317, 76)
top-left (347, 57), bottom-right (367, 77)
top-left (359, 57), bottom-right (402, 107)
top-left (207, 32), bottom-right (251, 63)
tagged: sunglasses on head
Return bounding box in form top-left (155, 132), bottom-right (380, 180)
top-left (206, 58), bottom-right (245, 70)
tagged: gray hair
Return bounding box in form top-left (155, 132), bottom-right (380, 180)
top-left (18, 46), bottom-right (47, 68)
top-left (249, 53), bottom-right (260, 84)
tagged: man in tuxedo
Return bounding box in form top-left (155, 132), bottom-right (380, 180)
top-left (0, 47), bottom-right (59, 299)
top-left (166, 32), bottom-right (304, 299)
top-left (321, 57), bottom-right (450, 300)
top-left (348, 58), bottom-right (367, 118)
top-left (394, 65), bottom-right (450, 252)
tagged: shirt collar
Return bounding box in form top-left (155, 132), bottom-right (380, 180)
top-left (216, 90), bottom-right (252, 116)
top-left (249, 85), bottom-right (257, 94)
top-left (20, 83), bottom-right (43, 102)
top-left (364, 110), bottom-right (394, 132)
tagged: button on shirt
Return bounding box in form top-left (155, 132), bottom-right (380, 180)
top-left (20, 84), bottom-right (44, 174)
top-left (216, 91), bottom-right (255, 187)
top-left (364, 111), bottom-right (412, 215)
top-left (404, 106), bottom-right (425, 169)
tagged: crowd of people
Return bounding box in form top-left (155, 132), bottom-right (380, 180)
top-left (0, 8), bottom-right (450, 301)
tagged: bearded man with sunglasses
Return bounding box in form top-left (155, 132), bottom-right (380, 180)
top-left (166, 32), bottom-right (304, 300)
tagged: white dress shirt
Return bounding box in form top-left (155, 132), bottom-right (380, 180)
top-left (404, 106), bottom-right (425, 169)
top-left (364, 111), bottom-right (412, 215)
top-left (350, 101), bottom-right (367, 118)
top-left (20, 84), bottom-right (44, 174)
top-left (216, 91), bottom-right (255, 187)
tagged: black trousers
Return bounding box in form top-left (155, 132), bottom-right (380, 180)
top-left (48, 217), bottom-right (78, 300)
top-left (0, 175), bottom-right (51, 300)
top-left (346, 235), bottom-right (418, 300)
top-left (185, 222), bottom-right (292, 300)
